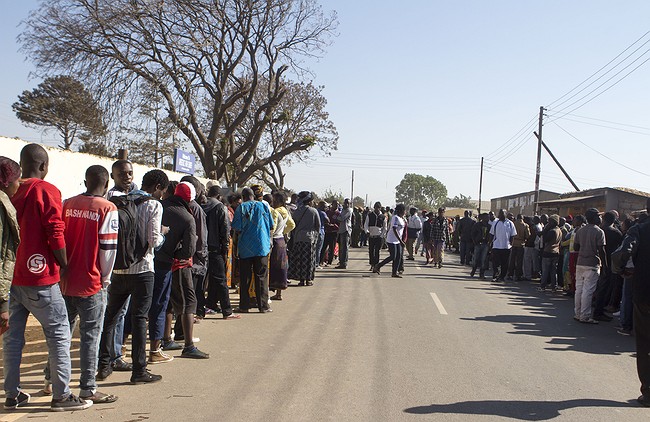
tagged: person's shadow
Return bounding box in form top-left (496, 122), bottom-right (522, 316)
top-left (404, 398), bottom-right (635, 421)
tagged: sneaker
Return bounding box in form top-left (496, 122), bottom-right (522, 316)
top-left (580, 318), bottom-right (599, 324)
top-left (112, 357), bottom-right (133, 372)
top-left (96, 365), bottom-right (113, 381)
top-left (149, 349), bottom-right (174, 364)
top-left (43, 379), bottom-right (52, 395)
top-left (4, 391), bottom-right (30, 410)
top-left (617, 328), bottom-right (633, 336)
top-left (130, 371), bottom-right (163, 385)
top-left (51, 394), bottom-right (92, 412)
top-left (638, 395), bottom-right (650, 407)
top-left (161, 340), bottom-right (183, 351)
top-left (180, 346), bottom-right (210, 359)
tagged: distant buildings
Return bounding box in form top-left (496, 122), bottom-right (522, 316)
top-left (538, 187), bottom-right (650, 218)
top-left (490, 190), bottom-right (560, 216)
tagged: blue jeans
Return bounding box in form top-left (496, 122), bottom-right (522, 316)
top-left (377, 243), bottom-right (403, 275)
top-left (112, 296), bottom-right (130, 361)
top-left (472, 244), bottom-right (489, 275)
top-left (45, 289), bottom-right (107, 396)
top-left (314, 231), bottom-right (324, 269)
top-left (149, 263), bottom-right (173, 341)
top-left (621, 278), bottom-right (634, 330)
top-left (541, 256), bottom-right (559, 290)
top-left (4, 284), bottom-right (72, 400)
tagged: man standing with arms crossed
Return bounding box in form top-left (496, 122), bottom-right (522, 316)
top-left (4, 144), bottom-right (92, 411)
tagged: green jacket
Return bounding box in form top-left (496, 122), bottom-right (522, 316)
top-left (0, 191), bottom-right (20, 313)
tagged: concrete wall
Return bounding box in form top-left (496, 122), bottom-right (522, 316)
top-left (1, 137), bottom-right (215, 200)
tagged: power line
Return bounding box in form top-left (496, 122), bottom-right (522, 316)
top-left (545, 115), bottom-right (650, 136)
top-left (546, 112), bottom-right (650, 131)
top-left (484, 115), bottom-right (538, 160)
top-left (552, 122), bottom-right (650, 177)
top-left (547, 48), bottom-right (650, 121)
top-left (547, 31), bottom-right (650, 108)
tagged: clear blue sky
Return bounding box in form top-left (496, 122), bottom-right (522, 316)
top-left (2, 1), bottom-right (650, 207)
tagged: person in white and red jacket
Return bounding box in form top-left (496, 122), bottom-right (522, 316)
top-left (44, 165), bottom-right (119, 404)
top-left (4, 144), bottom-right (92, 412)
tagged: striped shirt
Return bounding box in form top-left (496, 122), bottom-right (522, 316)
top-left (113, 190), bottom-right (164, 275)
top-left (60, 194), bottom-right (118, 297)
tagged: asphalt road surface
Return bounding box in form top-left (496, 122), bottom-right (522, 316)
top-left (1, 248), bottom-right (648, 421)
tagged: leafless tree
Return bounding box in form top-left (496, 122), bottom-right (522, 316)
top-left (20, 0), bottom-right (338, 182)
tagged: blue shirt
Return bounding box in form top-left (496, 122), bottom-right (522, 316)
top-left (232, 200), bottom-right (273, 259)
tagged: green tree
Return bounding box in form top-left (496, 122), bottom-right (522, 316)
top-left (321, 188), bottom-right (344, 204)
top-left (442, 194), bottom-right (474, 209)
top-left (395, 173), bottom-right (447, 210)
top-left (12, 75), bottom-right (105, 150)
top-left (352, 196), bottom-right (365, 208)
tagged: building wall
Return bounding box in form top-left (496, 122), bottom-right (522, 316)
top-left (491, 190), bottom-right (560, 216)
top-left (1, 137), bottom-right (214, 200)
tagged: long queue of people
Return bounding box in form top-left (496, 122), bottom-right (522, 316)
top-left (0, 144), bottom-right (344, 412)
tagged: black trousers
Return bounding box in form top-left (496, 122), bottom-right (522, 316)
top-left (507, 246), bottom-right (525, 278)
top-left (634, 301), bottom-right (650, 396)
top-left (322, 232), bottom-right (338, 264)
top-left (239, 255), bottom-right (270, 311)
top-left (206, 252), bottom-right (232, 316)
top-left (492, 249), bottom-right (510, 280)
top-left (99, 272), bottom-right (154, 377)
top-left (368, 236), bottom-right (382, 265)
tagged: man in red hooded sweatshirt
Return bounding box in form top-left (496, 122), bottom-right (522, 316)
top-left (4, 144), bottom-right (92, 412)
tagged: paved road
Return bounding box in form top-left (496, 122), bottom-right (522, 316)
top-left (2, 248), bottom-right (648, 421)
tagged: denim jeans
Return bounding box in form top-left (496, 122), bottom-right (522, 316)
top-left (620, 278), bottom-right (634, 330)
top-left (540, 256), bottom-right (559, 290)
top-left (459, 240), bottom-right (472, 265)
top-left (149, 262), bottom-right (173, 341)
top-left (4, 284), bottom-right (72, 400)
top-left (472, 243), bottom-right (489, 275)
top-left (377, 243), bottom-right (403, 276)
top-left (99, 272), bottom-right (154, 377)
top-left (112, 296), bottom-right (130, 361)
top-left (65, 290), bottom-right (106, 396)
top-left (314, 231), bottom-right (324, 269)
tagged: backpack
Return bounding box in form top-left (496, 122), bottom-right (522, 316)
top-left (109, 193), bottom-right (152, 270)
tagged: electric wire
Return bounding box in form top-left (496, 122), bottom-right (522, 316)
top-left (546, 31), bottom-right (650, 108)
top-left (552, 122), bottom-right (650, 177)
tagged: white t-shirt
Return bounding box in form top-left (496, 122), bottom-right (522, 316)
top-left (386, 215), bottom-right (406, 244)
top-left (489, 219), bottom-right (517, 249)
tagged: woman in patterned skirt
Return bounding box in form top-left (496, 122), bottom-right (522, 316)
top-left (268, 192), bottom-right (295, 300)
top-left (288, 191), bottom-right (321, 286)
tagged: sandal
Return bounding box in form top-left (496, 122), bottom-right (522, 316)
top-left (224, 314), bottom-right (241, 320)
top-left (80, 391), bottom-right (118, 404)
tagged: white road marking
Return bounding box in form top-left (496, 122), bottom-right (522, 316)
top-left (430, 292), bottom-right (448, 315)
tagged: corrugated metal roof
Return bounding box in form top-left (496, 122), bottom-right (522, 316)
top-left (537, 194), bottom-right (603, 205)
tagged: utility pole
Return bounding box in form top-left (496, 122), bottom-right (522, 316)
top-left (533, 106), bottom-right (545, 214)
top-left (534, 133), bottom-right (580, 192)
top-left (351, 170), bottom-right (355, 201)
top-left (478, 157), bottom-right (484, 214)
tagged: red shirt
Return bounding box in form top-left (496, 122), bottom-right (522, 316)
top-left (11, 178), bottom-right (66, 287)
top-left (60, 194), bottom-right (119, 297)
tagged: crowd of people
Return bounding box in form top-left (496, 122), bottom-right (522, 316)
top-left (1, 143), bottom-right (650, 410)
top-left (0, 144), bottom-right (359, 412)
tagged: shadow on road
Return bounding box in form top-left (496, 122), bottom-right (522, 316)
top-left (403, 398), bottom-right (634, 420)
top-left (459, 281), bottom-right (635, 356)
